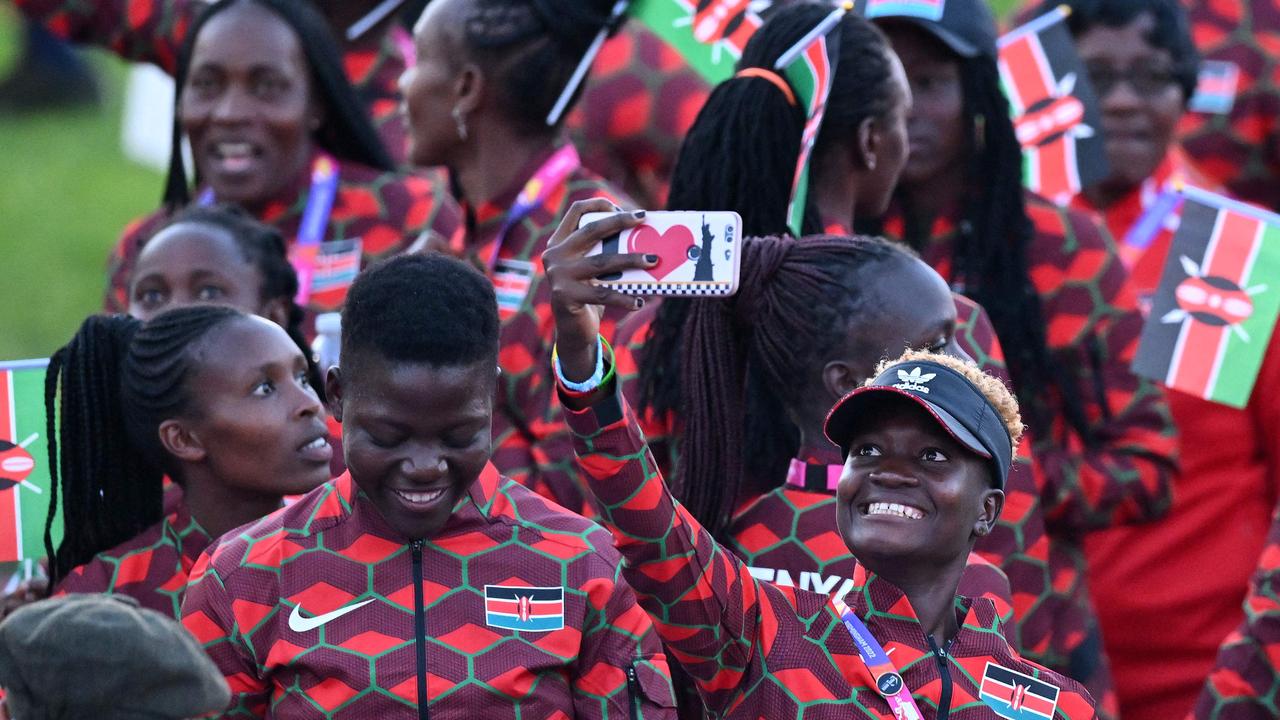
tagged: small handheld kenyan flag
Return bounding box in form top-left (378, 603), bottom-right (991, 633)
top-left (775, 3), bottom-right (849, 237)
top-left (1132, 186), bottom-right (1280, 408)
top-left (0, 360), bottom-right (60, 562)
top-left (998, 6), bottom-right (1108, 205)
top-left (628, 0), bottom-right (765, 84)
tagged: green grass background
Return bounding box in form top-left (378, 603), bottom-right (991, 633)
top-left (0, 0), bottom-right (1021, 360)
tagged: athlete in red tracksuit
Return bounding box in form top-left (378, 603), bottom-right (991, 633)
top-left (544, 199), bottom-right (1097, 720)
top-left (13, 0), bottom-right (414, 162)
top-left (181, 253), bottom-right (675, 719)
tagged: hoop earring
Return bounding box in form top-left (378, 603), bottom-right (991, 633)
top-left (452, 107), bottom-right (469, 142)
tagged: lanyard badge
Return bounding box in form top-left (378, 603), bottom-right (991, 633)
top-left (832, 597), bottom-right (925, 720)
top-left (198, 153), bottom-right (341, 306)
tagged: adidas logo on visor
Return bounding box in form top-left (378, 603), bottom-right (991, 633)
top-left (893, 367), bottom-right (936, 394)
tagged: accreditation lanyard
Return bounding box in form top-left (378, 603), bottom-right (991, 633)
top-left (831, 596), bottom-right (926, 720)
top-left (487, 144), bottom-right (581, 272)
top-left (198, 153), bottom-right (341, 306)
top-left (1119, 171), bottom-right (1185, 271)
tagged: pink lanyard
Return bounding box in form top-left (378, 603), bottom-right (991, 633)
top-left (487, 144), bottom-right (581, 271)
top-left (199, 153), bottom-right (339, 305)
top-left (831, 596), bottom-right (926, 720)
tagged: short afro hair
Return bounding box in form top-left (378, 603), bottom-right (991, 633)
top-left (872, 349), bottom-right (1025, 463)
top-left (1049, 0), bottom-right (1200, 100)
top-left (341, 254), bottom-right (499, 369)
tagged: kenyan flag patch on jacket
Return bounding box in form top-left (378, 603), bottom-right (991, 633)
top-left (979, 662), bottom-right (1060, 720)
top-left (484, 585), bottom-right (565, 631)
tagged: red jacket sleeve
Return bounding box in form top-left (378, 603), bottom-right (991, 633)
top-left (572, 558), bottom-right (678, 719)
top-left (1026, 201), bottom-right (1179, 533)
top-left (563, 382), bottom-right (766, 717)
top-left (180, 552), bottom-right (269, 720)
top-left (1192, 333), bottom-right (1280, 718)
top-left (14, 0), bottom-right (195, 73)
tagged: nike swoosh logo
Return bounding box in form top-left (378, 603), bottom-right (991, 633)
top-left (288, 597), bottom-right (376, 633)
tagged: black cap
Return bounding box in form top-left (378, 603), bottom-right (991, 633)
top-left (824, 359), bottom-right (1013, 488)
top-left (857, 0), bottom-right (999, 59)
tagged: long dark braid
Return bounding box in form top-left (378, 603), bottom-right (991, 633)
top-left (44, 306), bottom-right (245, 590)
top-left (895, 58), bottom-right (1090, 439)
top-left (677, 235), bottom-right (912, 539)
top-left (147, 204), bottom-right (325, 398)
top-left (164, 0), bottom-right (393, 208)
top-left (641, 3), bottom-right (900, 477)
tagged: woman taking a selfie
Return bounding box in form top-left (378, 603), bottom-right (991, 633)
top-left (543, 199), bottom-right (1097, 719)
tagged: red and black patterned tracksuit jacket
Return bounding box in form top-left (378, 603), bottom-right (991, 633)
top-left (882, 192), bottom-right (1178, 707)
top-left (12, 0), bottom-right (413, 162)
top-left (1194, 483), bottom-right (1280, 720)
top-left (563, 383), bottom-right (1097, 719)
top-left (55, 502), bottom-right (212, 619)
top-left (1179, 0), bottom-right (1280, 211)
top-left (181, 464), bottom-right (676, 719)
top-left (568, 22), bottom-right (711, 209)
top-left (614, 293), bottom-right (1065, 665)
top-left (106, 152), bottom-right (464, 335)
top-left (460, 147), bottom-right (630, 515)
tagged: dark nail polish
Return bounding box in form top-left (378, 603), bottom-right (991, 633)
top-left (645, 254), bottom-right (659, 264)
top-left (633, 210), bottom-right (646, 218)
top-left (634, 297), bottom-right (646, 309)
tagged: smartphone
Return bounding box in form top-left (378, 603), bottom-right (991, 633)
top-left (579, 210), bottom-right (743, 297)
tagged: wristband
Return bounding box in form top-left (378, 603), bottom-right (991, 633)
top-left (555, 335), bottom-right (604, 392)
top-left (552, 335), bottom-right (616, 392)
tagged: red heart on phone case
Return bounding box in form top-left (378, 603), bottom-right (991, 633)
top-left (627, 224), bottom-right (695, 282)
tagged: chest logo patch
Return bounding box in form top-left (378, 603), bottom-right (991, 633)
top-left (979, 662), bottom-right (1060, 720)
top-left (288, 597), bottom-right (376, 633)
top-left (484, 585), bottom-right (564, 632)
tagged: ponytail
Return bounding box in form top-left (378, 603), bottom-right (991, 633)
top-left (675, 234), bottom-right (911, 538)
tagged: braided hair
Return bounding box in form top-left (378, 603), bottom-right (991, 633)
top-left (459, 0), bottom-right (625, 134)
top-left (144, 204), bottom-right (324, 398)
top-left (883, 55), bottom-right (1091, 439)
top-left (164, 0), bottom-right (394, 208)
top-left (677, 234), bottom-right (914, 539)
top-left (43, 306), bottom-right (245, 590)
top-left (641, 3), bottom-right (902, 476)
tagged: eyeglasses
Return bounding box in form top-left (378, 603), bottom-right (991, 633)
top-left (1084, 61), bottom-right (1181, 98)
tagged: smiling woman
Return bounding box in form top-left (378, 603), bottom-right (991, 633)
top-left (544, 199), bottom-right (1095, 720)
top-left (101, 0), bottom-right (464, 335)
top-left (179, 254), bottom-right (676, 719)
top-left (45, 306), bottom-right (332, 619)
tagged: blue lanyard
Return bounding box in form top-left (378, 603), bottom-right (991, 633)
top-left (197, 153), bottom-right (340, 305)
top-left (831, 596), bottom-right (925, 720)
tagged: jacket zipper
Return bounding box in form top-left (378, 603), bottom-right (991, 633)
top-left (927, 635), bottom-right (952, 720)
top-left (412, 540), bottom-right (429, 720)
top-left (626, 663), bottom-right (641, 720)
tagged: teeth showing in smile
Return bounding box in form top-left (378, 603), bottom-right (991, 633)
top-left (302, 437), bottom-right (328, 451)
top-left (214, 142), bottom-right (255, 159)
top-left (866, 502), bottom-right (924, 520)
top-left (396, 488), bottom-right (446, 505)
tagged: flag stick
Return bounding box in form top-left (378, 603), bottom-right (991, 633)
top-left (774, 1), bottom-right (852, 71)
top-left (17, 434), bottom-right (36, 449)
top-left (346, 0), bottom-right (409, 41)
top-left (998, 4), bottom-right (1070, 48)
top-left (546, 0), bottom-right (631, 127)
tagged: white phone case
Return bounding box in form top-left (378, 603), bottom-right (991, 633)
top-left (580, 211), bottom-right (743, 297)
